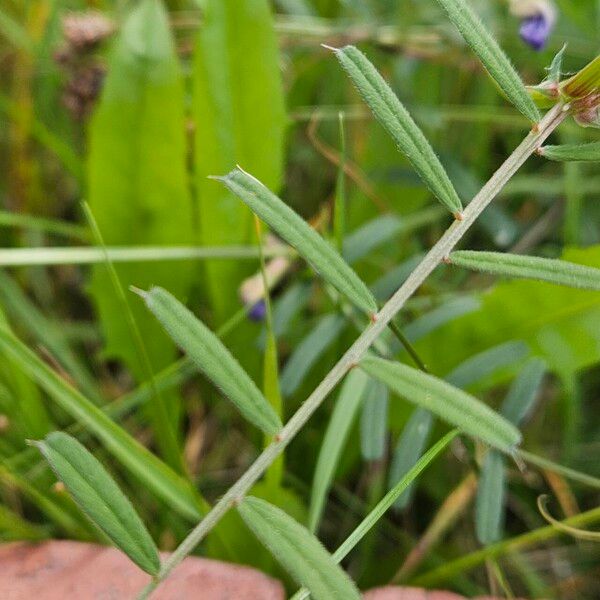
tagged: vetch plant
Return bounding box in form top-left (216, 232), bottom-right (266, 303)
top-left (133, 6), bottom-right (600, 596)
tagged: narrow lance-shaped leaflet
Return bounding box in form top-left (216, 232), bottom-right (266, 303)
top-left (32, 432), bottom-right (160, 575)
top-left (138, 287), bottom-right (282, 435)
top-left (540, 142), bottom-right (600, 162)
top-left (215, 167), bottom-right (378, 315)
top-left (331, 45), bottom-right (463, 217)
top-left (448, 251), bottom-right (600, 291)
top-left (360, 356), bottom-right (521, 452)
top-left (433, 0), bottom-right (540, 123)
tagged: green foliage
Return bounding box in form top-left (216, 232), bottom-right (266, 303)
top-left (238, 496), bottom-right (362, 600)
top-left (541, 142), bottom-right (600, 161)
top-left (33, 432), bottom-right (160, 575)
top-left (449, 250), bottom-right (600, 290)
top-left (475, 450), bottom-right (506, 545)
top-left (193, 0), bottom-right (286, 321)
top-left (332, 45), bottom-right (463, 216)
top-left (139, 286), bottom-right (282, 435)
top-left (361, 357), bottom-right (522, 451)
top-left (87, 0), bottom-right (194, 390)
top-left (217, 168), bottom-right (378, 314)
top-left (433, 0), bottom-right (540, 122)
top-left (360, 380), bottom-right (389, 461)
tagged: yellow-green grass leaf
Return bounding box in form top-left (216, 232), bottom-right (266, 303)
top-left (138, 286), bottom-right (282, 436)
top-left (561, 55), bottom-right (600, 100)
top-left (540, 142), bottom-right (600, 162)
top-left (449, 251), bottom-right (600, 291)
top-left (32, 432), bottom-right (160, 575)
top-left (331, 46), bottom-right (463, 216)
top-left (361, 357), bottom-right (521, 451)
top-left (238, 497), bottom-right (361, 600)
top-left (433, 0), bottom-right (540, 123)
top-left (0, 328), bottom-right (204, 522)
top-left (216, 168), bottom-right (378, 315)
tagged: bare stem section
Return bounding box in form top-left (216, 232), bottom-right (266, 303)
top-left (138, 103), bottom-right (567, 599)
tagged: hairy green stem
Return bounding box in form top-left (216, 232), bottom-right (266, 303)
top-left (138, 103), bottom-right (567, 598)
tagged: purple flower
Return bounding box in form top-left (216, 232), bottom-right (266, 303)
top-left (520, 13), bottom-right (553, 51)
top-left (248, 299), bottom-right (267, 322)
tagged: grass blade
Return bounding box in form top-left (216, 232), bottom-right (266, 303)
top-left (238, 496), bottom-right (361, 600)
top-left (449, 250), bottom-right (600, 290)
top-left (0, 328), bottom-right (204, 521)
top-left (475, 450), bottom-right (506, 545)
top-left (361, 357), bottom-right (522, 451)
top-left (32, 432), bottom-right (160, 575)
top-left (290, 430), bottom-right (458, 600)
top-left (433, 0), bottom-right (540, 123)
top-left (540, 142), bottom-right (600, 162)
top-left (331, 45), bottom-right (463, 216)
top-left (360, 380), bottom-right (389, 461)
top-left (215, 167), bottom-right (378, 315)
top-left (138, 286), bottom-right (282, 436)
top-left (308, 369), bottom-right (369, 532)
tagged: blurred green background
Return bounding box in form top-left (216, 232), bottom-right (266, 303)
top-left (0, 0), bottom-right (599, 597)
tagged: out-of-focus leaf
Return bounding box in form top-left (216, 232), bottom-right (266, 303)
top-left (193, 0), bottom-right (285, 321)
top-left (139, 287), bottom-right (282, 435)
top-left (342, 215), bottom-right (403, 264)
top-left (360, 380), bottom-right (389, 461)
top-left (361, 357), bottom-right (521, 451)
top-left (239, 497), bottom-right (361, 600)
top-left (280, 314), bottom-right (346, 397)
top-left (308, 369), bottom-right (369, 532)
top-left (501, 358), bottom-right (546, 425)
top-left (475, 450), bottom-right (506, 545)
top-left (33, 432), bottom-right (160, 575)
top-left (87, 0), bottom-right (194, 393)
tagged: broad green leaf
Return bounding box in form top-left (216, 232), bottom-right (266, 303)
top-left (540, 142), bottom-right (600, 162)
top-left (32, 432), bottom-right (160, 575)
top-left (361, 357), bottom-right (521, 451)
top-left (360, 380), bottom-right (389, 461)
top-left (290, 430), bottom-right (458, 600)
top-left (501, 359), bottom-right (546, 426)
top-left (433, 0), bottom-right (540, 123)
top-left (217, 168), bottom-right (378, 315)
top-left (475, 450), bottom-right (506, 545)
top-left (87, 0), bottom-right (194, 393)
top-left (193, 0), bottom-right (286, 321)
top-left (332, 45), bottom-right (463, 216)
top-left (308, 369), bottom-right (369, 532)
top-left (138, 286), bottom-right (282, 435)
top-left (0, 327), bottom-right (204, 522)
top-left (238, 496), bottom-right (361, 600)
top-left (449, 251), bottom-right (600, 291)
top-left (280, 314), bottom-right (346, 397)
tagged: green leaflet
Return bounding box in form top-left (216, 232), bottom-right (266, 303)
top-left (87, 0), bottom-right (194, 387)
top-left (332, 46), bottom-right (463, 216)
top-left (308, 369), bottom-right (369, 532)
top-left (238, 497), bottom-right (361, 600)
top-left (433, 0), bottom-right (540, 123)
top-left (216, 168), bottom-right (378, 315)
top-left (193, 0), bottom-right (286, 321)
top-left (540, 142), bottom-right (600, 162)
top-left (0, 327), bottom-right (204, 522)
top-left (32, 432), bottom-right (160, 575)
top-left (475, 450), bottom-right (506, 545)
top-left (360, 380), bottom-right (389, 461)
top-left (361, 357), bottom-right (521, 451)
top-left (138, 287), bottom-right (282, 436)
top-left (449, 251), bottom-right (600, 291)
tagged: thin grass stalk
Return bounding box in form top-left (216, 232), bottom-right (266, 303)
top-left (137, 103), bottom-right (567, 599)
